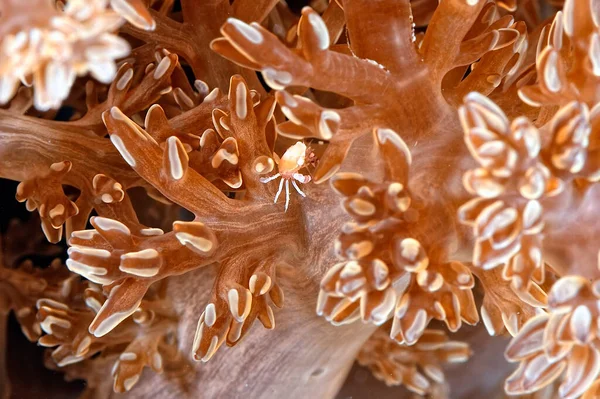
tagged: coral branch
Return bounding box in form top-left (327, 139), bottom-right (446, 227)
top-left (67, 217), bottom-right (218, 337)
top-left (0, 111), bottom-right (139, 187)
top-left (213, 8), bottom-right (394, 103)
top-left (453, 21), bottom-right (527, 99)
top-left (505, 273), bottom-right (600, 397)
top-left (214, 3), bottom-right (519, 185)
top-left (103, 106), bottom-right (235, 217)
top-left (421, 0), bottom-right (486, 80)
top-left (458, 92), bottom-right (564, 291)
top-left (473, 267), bottom-right (546, 337)
top-left (0, 0), bottom-right (148, 110)
top-left (518, 0), bottom-right (600, 107)
top-left (1, 256), bottom-right (79, 344)
top-left (73, 55), bottom-right (179, 132)
top-left (358, 327), bottom-right (471, 395)
top-left (232, 0), bottom-right (279, 24)
top-left (123, 6), bottom-right (262, 90)
top-left (192, 255), bottom-right (283, 361)
top-left (342, 0), bottom-right (420, 73)
top-left (318, 128), bottom-right (478, 344)
top-left (15, 161), bottom-right (79, 243)
top-left (215, 75), bottom-right (277, 197)
top-left (37, 281), bottom-right (179, 393)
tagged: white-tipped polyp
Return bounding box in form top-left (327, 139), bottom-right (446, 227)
top-left (228, 18), bottom-right (264, 44)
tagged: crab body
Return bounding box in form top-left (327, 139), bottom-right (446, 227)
top-left (260, 142), bottom-right (314, 211)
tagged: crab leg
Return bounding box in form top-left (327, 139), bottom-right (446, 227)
top-left (284, 180), bottom-right (290, 211)
top-left (291, 180), bottom-right (306, 197)
top-left (293, 173), bottom-right (311, 184)
top-left (274, 178), bottom-right (284, 203)
top-left (260, 173), bottom-right (281, 183)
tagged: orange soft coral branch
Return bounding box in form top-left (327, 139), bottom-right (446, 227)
top-left (439, 4), bottom-right (529, 105)
top-left (342, 0), bottom-right (421, 73)
top-left (453, 21), bottom-right (528, 100)
top-left (0, 0), bottom-right (155, 111)
top-left (214, 8), bottom-right (426, 183)
top-left (0, 47), bottom-right (184, 193)
top-left (122, 2), bottom-right (266, 91)
top-left (318, 128), bottom-right (478, 344)
top-left (473, 267), bottom-right (546, 337)
top-left (518, 0), bottom-right (600, 108)
top-left (457, 90), bottom-right (600, 297)
top-left (457, 92), bottom-right (564, 290)
top-left (128, 88), bottom-right (245, 190)
top-left (217, 76), bottom-right (278, 196)
top-left (103, 75), bottom-right (282, 209)
top-left (36, 280), bottom-right (180, 393)
top-left (214, 5), bottom-right (525, 184)
top-left (543, 101), bottom-right (600, 182)
top-left (71, 55), bottom-right (179, 133)
top-left (65, 191), bottom-right (298, 358)
top-left (214, 9), bottom-right (394, 103)
top-left (66, 217), bottom-right (217, 337)
top-left (420, 0), bottom-right (486, 81)
top-left (192, 254), bottom-right (284, 361)
top-left (0, 109), bottom-right (158, 240)
top-left (74, 76), bottom-right (301, 353)
top-left (103, 106), bottom-right (236, 217)
top-left (1, 256), bottom-right (81, 344)
top-left (0, 54), bottom-right (268, 244)
top-left (0, 110), bottom-right (139, 187)
top-left (358, 328), bottom-right (471, 395)
top-left (15, 161), bottom-right (79, 243)
top-left (505, 273), bottom-right (600, 397)
top-left (232, 0), bottom-right (280, 24)
top-left (13, 161), bottom-right (143, 243)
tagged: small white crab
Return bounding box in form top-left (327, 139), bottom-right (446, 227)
top-left (260, 142), bottom-right (314, 211)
